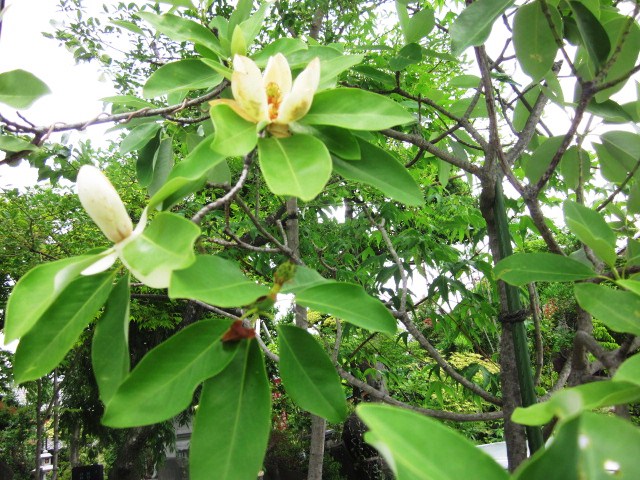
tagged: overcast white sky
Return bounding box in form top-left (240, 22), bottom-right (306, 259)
top-left (0, 0), bottom-right (117, 188)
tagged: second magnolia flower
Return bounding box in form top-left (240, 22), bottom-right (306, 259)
top-left (212, 53), bottom-right (321, 137)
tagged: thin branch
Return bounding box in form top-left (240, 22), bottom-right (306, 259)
top-left (337, 367), bottom-right (504, 422)
top-left (191, 153), bottom-right (254, 225)
top-left (381, 129), bottom-right (482, 177)
top-left (596, 157), bottom-right (640, 211)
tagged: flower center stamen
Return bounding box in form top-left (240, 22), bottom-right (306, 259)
top-left (266, 82), bottom-right (282, 121)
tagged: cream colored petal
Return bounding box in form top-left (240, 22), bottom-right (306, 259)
top-left (81, 250), bottom-right (118, 276)
top-left (231, 55), bottom-right (269, 123)
top-left (263, 53), bottom-right (292, 95)
top-left (209, 98), bottom-right (257, 123)
top-left (77, 165), bottom-right (133, 243)
top-left (276, 57), bottom-right (320, 124)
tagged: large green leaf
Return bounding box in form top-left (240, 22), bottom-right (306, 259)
top-left (333, 139), bottom-right (424, 206)
top-left (143, 59), bottom-right (222, 98)
top-left (278, 326), bottom-right (347, 423)
top-left (280, 265), bottom-right (330, 293)
top-left (514, 415), bottom-right (581, 480)
top-left (258, 134), bottom-right (332, 201)
top-left (147, 137), bottom-right (175, 197)
top-left (574, 283), bottom-right (640, 335)
top-left (170, 255), bottom-right (268, 307)
top-left (311, 126), bottom-right (360, 160)
top-left (0, 69), bottom-right (50, 108)
top-left (295, 282), bottom-right (396, 334)
top-left (523, 135), bottom-right (564, 183)
top-left (190, 340), bottom-right (270, 480)
top-left (614, 353), bottom-right (640, 386)
top-left (148, 134), bottom-right (226, 210)
top-left (515, 413), bottom-right (640, 479)
top-left (564, 200), bottom-right (617, 266)
top-left (120, 123), bottom-right (162, 154)
top-left (494, 253), bottom-right (595, 285)
top-left (302, 88), bottom-right (415, 130)
top-left (397, 3), bottom-right (435, 44)
top-left (138, 12), bottom-right (223, 57)
top-left (513, 1), bottom-right (561, 82)
top-left (14, 272), bottom-right (115, 383)
top-left (601, 131), bottom-right (640, 174)
top-left (569, 1), bottom-right (610, 69)
top-left (595, 12), bottom-right (640, 102)
top-left (358, 404), bottom-right (509, 480)
top-left (102, 319), bottom-right (237, 427)
top-left (559, 146), bottom-right (591, 191)
top-left (4, 254), bottom-right (107, 342)
top-left (119, 213), bottom-right (199, 289)
top-left (92, 275), bottom-right (131, 405)
top-left (209, 103), bottom-right (258, 157)
top-left (513, 380), bottom-right (640, 426)
top-left (0, 135), bottom-right (38, 153)
top-left (450, 0), bottom-right (515, 56)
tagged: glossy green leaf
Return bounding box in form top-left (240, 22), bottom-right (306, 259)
top-left (404, 7), bottom-right (435, 44)
top-left (616, 279), bottom-right (640, 297)
top-left (358, 404), bottom-right (508, 480)
top-left (513, 1), bottom-right (561, 82)
top-left (120, 123), bottom-right (162, 154)
top-left (333, 139), bottom-right (424, 206)
top-left (594, 13), bottom-right (640, 102)
top-left (143, 59), bottom-right (222, 98)
top-left (148, 137), bottom-right (174, 197)
top-left (210, 103), bottom-right (258, 157)
top-left (170, 255), bottom-right (269, 307)
top-left (252, 38), bottom-right (308, 66)
top-left (564, 200), bottom-right (617, 266)
top-left (278, 326), bottom-right (347, 423)
top-left (102, 319), bottom-right (237, 427)
top-left (0, 135), bottom-right (37, 153)
top-left (138, 12), bottom-right (222, 57)
top-left (559, 146), bottom-right (590, 191)
top-left (110, 19), bottom-right (145, 35)
top-left (450, 74), bottom-right (481, 89)
top-left (593, 142), bottom-right (628, 183)
top-left (92, 275), bottom-right (130, 405)
top-left (352, 65), bottom-right (395, 86)
top-left (236, 1), bottom-right (272, 49)
top-left (120, 213), bottom-right (199, 289)
top-left (311, 126), bottom-right (360, 160)
top-left (148, 134), bottom-right (226, 210)
top-left (14, 272), bottom-right (115, 383)
top-left (190, 340), bottom-right (270, 480)
top-left (389, 43), bottom-right (423, 71)
top-left (450, 0), bottom-right (515, 56)
top-left (0, 69), bottom-right (50, 108)
top-left (495, 253), bottom-right (595, 285)
top-left (318, 55), bottom-right (364, 89)
top-left (587, 98), bottom-right (635, 123)
top-left (4, 254), bottom-right (107, 342)
top-left (136, 129), bottom-right (160, 187)
top-left (296, 282), bottom-right (396, 334)
top-left (514, 415), bottom-right (580, 480)
top-left (258, 134), bottom-right (332, 201)
top-left (516, 413), bottom-right (640, 479)
top-left (574, 283), bottom-right (640, 335)
top-left (569, 1), bottom-right (610, 69)
top-left (513, 380), bottom-right (640, 426)
top-left (601, 131), bottom-right (640, 174)
top-left (303, 88), bottom-right (415, 130)
top-left (523, 136), bottom-right (564, 183)
top-left (280, 265), bottom-right (330, 294)
top-left (614, 353), bottom-right (640, 386)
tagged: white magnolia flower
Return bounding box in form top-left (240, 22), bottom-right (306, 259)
top-left (212, 53), bottom-right (320, 137)
top-left (76, 165), bottom-right (146, 277)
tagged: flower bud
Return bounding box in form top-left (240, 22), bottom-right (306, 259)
top-left (77, 165), bottom-right (133, 243)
